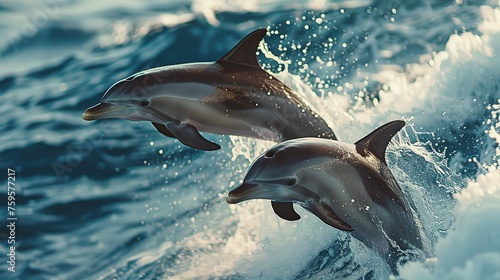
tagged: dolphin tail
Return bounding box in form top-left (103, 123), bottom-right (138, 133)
top-left (165, 123), bottom-right (221, 151)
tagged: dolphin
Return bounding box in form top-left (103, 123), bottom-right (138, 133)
top-left (82, 29), bottom-right (336, 150)
top-left (226, 120), bottom-right (424, 274)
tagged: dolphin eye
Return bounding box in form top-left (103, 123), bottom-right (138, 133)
top-left (265, 151), bottom-right (275, 158)
top-left (286, 178), bottom-right (296, 186)
top-left (140, 100), bottom-right (150, 106)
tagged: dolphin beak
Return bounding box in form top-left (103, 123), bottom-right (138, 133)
top-left (226, 182), bottom-right (272, 204)
top-left (82, 102), bottom-right (130, 121)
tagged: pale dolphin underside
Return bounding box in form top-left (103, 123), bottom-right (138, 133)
top-left (83, 29), bottom-right (337, 150)
top-left (227, 120), bottom-right (424, 274)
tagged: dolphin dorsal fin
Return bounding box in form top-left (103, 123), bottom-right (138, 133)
top-left (216, 29), bottom-right (267, 67)
top-left (355, 120), bottom-right (405, 162)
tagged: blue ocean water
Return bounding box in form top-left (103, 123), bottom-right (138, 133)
top-left (1, 0), bottom-right (500, 279)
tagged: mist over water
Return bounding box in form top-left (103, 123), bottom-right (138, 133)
top-left (1, 0), bottom-right (500, 279)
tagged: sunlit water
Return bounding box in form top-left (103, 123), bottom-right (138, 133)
top-left (1, 0), bottom-right (500, 279)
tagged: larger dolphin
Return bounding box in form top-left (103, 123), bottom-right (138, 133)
top-left (82, 29), bottom-right (336, 150)
top-left (226, 120), bottom-right (424, 274)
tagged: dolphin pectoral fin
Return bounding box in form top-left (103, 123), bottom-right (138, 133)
top-left (165, 123), bottom-right (221, 151)
top-left (308, 202), bottom-right (354, 231)
top-left (271, 201), bottom-right (301, 221)
top-left (151, 122), bottom-right (175, 138)
top-left (217, 29), bottom-right (267, 67)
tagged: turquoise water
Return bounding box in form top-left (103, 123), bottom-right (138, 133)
top-left (1, 0), bottom-right (500, 279)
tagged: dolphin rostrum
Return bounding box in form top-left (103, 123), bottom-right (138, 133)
top-left (226, 120), bottom-right (424, 274)
top-left (82, 29), bottom-right (336, 150)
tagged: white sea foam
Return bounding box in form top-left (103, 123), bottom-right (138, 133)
top-left (400, 101), bottom-right (500, 279)
top-left (399, 165), bottom-right (500, 279)
top-left (191, 0), bottom-right (371, 26)
top-left (398, 5), bottom-right (500, 278)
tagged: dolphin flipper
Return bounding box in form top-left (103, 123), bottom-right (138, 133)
top-left (271, 201), bottom-right (301, 221)
top-left (166, 123), bottom-right (221, 151)
top-left (151, 122), bottom-right (175, 138)
top-left (308, 201), bottom-right (354, 231)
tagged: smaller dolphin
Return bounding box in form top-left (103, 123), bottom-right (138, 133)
top-left (82, 29), bottom-right (336, 150)
top-left (226, 120), bottom-right (423, 274)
